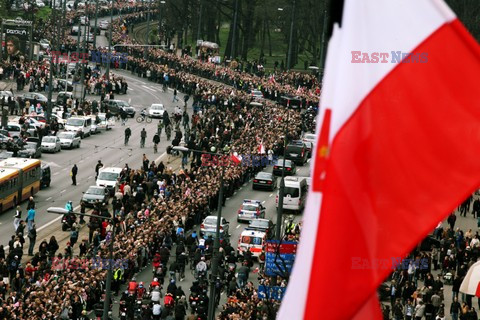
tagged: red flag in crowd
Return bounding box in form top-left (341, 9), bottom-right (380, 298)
top-left (279, 0), bottom-right (480, 319)
top-left (231, 152), bottom-right (242, 165)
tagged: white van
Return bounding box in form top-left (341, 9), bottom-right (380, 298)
top-left (65, 116), bottom-right (92, 138)
top-left (96, 167), bottom-right (122, 195)
top-left (276, 176), bottom-right (308, 212)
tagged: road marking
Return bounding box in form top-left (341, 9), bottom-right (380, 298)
top-left (269, 194), bottom-right (273, 197)
top-left (62, 168), bottom-right (67, 171)
top-left (236, 225), bottom-right (241, 229)
top-left (60, 189), bottom-right (66, 193)
top-left (88, 176), bottom-right (92, 179)
top-left (45, 161), bottom-right (61, 168)
top-left (46, 197), bottom-right (52, 201)
top-left (79, 159), bottom-right (84, 163)
top-left (128, 98), bottom-right (131, 104)
top-left (262, 201), bottom-right (265, 204)
top-left (234, 192), bottom-right (237, 195)
top-left (53, 172), bottom-right (59, 176)
top-left (142, 85), bottom-right (156, 92)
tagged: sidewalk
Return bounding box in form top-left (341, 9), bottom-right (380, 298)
top-left (0, 80), bottom-right (17, 92)
top-left (20, 150), bottom-right (184, 264)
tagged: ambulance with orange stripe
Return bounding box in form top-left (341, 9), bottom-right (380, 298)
top-left (237, 228), bottom-right (267, 261)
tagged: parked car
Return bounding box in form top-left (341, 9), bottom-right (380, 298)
top-left (102, 100), bottom-right (134, 116)
top-left (81, 185), bottom-right (110, 207)
top-left (0, 133), bottom-right (12, 149)
top-left (20, 92), bottom-right (48, 105)
top-left (17, 141), bottom-right (42, 158)
top-left (99, 20), bottom-right (109, 30)
top-left (41, 136), bottom-right (61, 153)
top-left (147, 104), bottom-right (165, 118)
top-left (96, 113), bottom-right (114, 131)
top-left (252, 172), bottom-right (277, 191)
top-left (39, 39), bottom-right (51, 50)
top-left (58, 131), bottom-right (81, 149)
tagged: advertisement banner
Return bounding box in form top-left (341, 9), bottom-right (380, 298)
top-left (264, 240), bottom-right (298, 277)
top-left (4, 25), bottom-right (30, 62)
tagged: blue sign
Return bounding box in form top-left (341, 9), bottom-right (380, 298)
top-left (264, 240), bottom-right (297, 277)
top-left (258, 285), bottom-right (287, 301)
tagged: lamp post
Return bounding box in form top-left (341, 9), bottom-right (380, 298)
top-left (47, 207), bottom-right (116, 320)
top-left (47, 0), bottom-right (56, 123)
top-left (94, 0), bottom-right (100, 47)
top-left (158, 1), bottom-right (165, 45)
top-left (286, 0), bottom-right (296, 70)
top-left (106, 0), bottom-right (114, 80)
top-left (276, 101), bottom-right (290, 240)
top-left (172, 146), bottom-right (225, 320)
top-left (230, 0), bottom-right (238, 60)
top-left (197, 0), bottom-right (202, 43)
top-left (144, 0), bottom-right (151, 58)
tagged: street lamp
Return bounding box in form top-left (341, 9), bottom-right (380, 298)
top-left (172, 146), bottom-right (225, 320)
top-left (287, 0), bottom-right (296, 70)
top-left (276, 101), bottom-right (290, 240)
top-left (94, 0), bottom-right (100, 48)
top-left (106, 0), bottom-right (114, 80)
top-left (47, 207), bottom-right (116, 320)
top-left (230, 0), bottom-right (238, 60)
top-left (158, 1), bottom-right (166, 46)
top-left (144, 0), bottom-right (151, 58)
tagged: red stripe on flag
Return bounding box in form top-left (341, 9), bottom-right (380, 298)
top-left (304, 19), bottom-right (480, 319)
top-left (312, 108), bottom-right (331, 192)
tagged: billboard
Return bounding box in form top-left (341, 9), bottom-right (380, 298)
top-left (3, 25), bottom-right (30, 62)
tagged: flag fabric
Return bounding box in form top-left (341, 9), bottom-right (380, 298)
top-left (231, 152), bottom-right (242, 165)
top-left (258, 142), bottom-right (266, 155)
top-left (279, 0), bottom-right (480, 319)
top-left (460, 261), bottom-right (480, 297)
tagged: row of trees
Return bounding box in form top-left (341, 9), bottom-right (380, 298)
top-left (159, 0), bottom-right (480, 69)
top-left (161, 0), bottom-right (328, 69)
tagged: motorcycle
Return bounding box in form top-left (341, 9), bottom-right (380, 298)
top-left (61, 212), bottom-right (76, 231)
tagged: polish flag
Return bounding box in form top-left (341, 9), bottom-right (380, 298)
top-left (258, 142), bottom-right (266, 155)
top-left (231, 152), bottom-right (242, 165)
top-left (279, 1), bottom-right (480, 319)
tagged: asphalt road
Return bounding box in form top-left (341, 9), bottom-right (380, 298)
top-left (0, 70), bottom-right (189, 249)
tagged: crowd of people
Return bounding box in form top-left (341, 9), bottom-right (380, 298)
top-left (0, 3), bottom-right (318, 319)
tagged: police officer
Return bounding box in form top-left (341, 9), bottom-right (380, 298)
top-left (113, 266), bottom-right (124, 295)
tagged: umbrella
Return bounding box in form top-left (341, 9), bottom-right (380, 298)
top-left (460, 260), bottom-right (480, 296)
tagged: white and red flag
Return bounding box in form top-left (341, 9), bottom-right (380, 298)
top-left (257, 142), bottom-right (266, 155)
top-left (231, 152), bottom-right (242, 165)
top-left (279, 0), bottom-right (480, 319)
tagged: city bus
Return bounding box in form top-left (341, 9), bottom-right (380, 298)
top-left (0, 168), bottom-right (21, 213)
top-left (0, 158), bottom-right (42, 212)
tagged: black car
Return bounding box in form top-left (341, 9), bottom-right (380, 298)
top-left (248, 218), bottom-right (275, 239)
top-left (280, 95), bottom-right (303, 109)
top-left (272, 159), bottom-right (296, 176)
top-left (252, 172), bottom-right (277, 191)
top-left (285, 141), bottom-right (308, 165)
top-left (102, 100), bottom-right (134, 116)
top-left (121, 105), bottom-right (136, 118)
top-left (90, 26), bottom-right (101, 35)
top-left (17, 141), bottom-right (42, 158)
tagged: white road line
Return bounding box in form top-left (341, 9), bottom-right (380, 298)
top-left (60, 189), bottom-right (66, 193)
top-left (62, 168), bottom-right (67, 171)
top-left (142, 85), bottom-right (156, 92)
top-left (128, 98), bottom-right (131, 104)
top-left (262, 200), bottom-right (266, 204)
top-left (53, 172), bottom-right (59, 176)
top-left (79, 159), bottom-right (84, 163)
top-left (88, 176), bottom-right (93, 179)
top-left (236, 225), bottom-right (241, 229)
top-left (269, 194), bottom-right (273, 197)
top-left (46, 197), bottom-right (52, 201)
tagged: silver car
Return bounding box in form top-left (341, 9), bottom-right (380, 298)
top-left (58, 131), bottom-right (81, 149)
top-left (200, 216), bottom-right (230, 237)
top-left (41, 136), bottom-right (61, 153)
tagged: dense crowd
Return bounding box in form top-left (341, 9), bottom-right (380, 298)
top-left (0, 41), bottom-right (305, 320)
